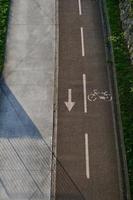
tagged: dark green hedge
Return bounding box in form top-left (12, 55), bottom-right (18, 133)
top-left (0, 0), bottom-right (10, 74)
top-left (106, 0), bottom-right (133, 197)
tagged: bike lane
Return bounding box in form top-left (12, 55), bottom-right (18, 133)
top-left (55, 0), bottom-right (123, 200)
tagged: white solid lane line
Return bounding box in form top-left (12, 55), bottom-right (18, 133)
top-left (85, 133), bottom-right (90, 179)
top-left (80, 27), bottom-right (85, 57)
top-left (83, 74), bottom-right (87, 113)
top-left (78, 0), bottom-right (82, 15)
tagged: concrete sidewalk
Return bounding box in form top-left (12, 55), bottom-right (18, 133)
top-left (0, 0), bottom-right (56, 199)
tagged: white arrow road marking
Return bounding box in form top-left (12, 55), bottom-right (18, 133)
top-left (85, 133), bottom-right (90, 179)
top-left (64, 89), bottom-right (76, 112)
top-left (80, 27), bottom-right (85, 56)
top-left (78, 0), bottom-right (82, 15)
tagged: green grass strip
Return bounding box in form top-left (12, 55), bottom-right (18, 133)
top-left (0, 0), bottom-right (10, 74)
top-left (106, 0), bottom-right (133, 197)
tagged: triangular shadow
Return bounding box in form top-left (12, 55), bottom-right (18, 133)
top-left (0, 78), bottom-right (42, 139)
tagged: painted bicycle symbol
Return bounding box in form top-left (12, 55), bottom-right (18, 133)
top-left (88, 89), bottom-right (112, 102)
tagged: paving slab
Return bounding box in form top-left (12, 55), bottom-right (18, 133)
top-left (0, 0), bottom-right (56, 199)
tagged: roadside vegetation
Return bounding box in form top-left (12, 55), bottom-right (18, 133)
top-left (106, 0), bottom-right (133, 197)
top-left (0, 0), bottom-right (10, 74)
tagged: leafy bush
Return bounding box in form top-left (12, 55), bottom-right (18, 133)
top-left (106, 0), bottom-right (133, 197)
top-left (0, 0), bottom-right (10, 74)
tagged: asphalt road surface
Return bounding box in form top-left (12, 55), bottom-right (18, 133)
top-left (56, 0), bottom-right (123, 200)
